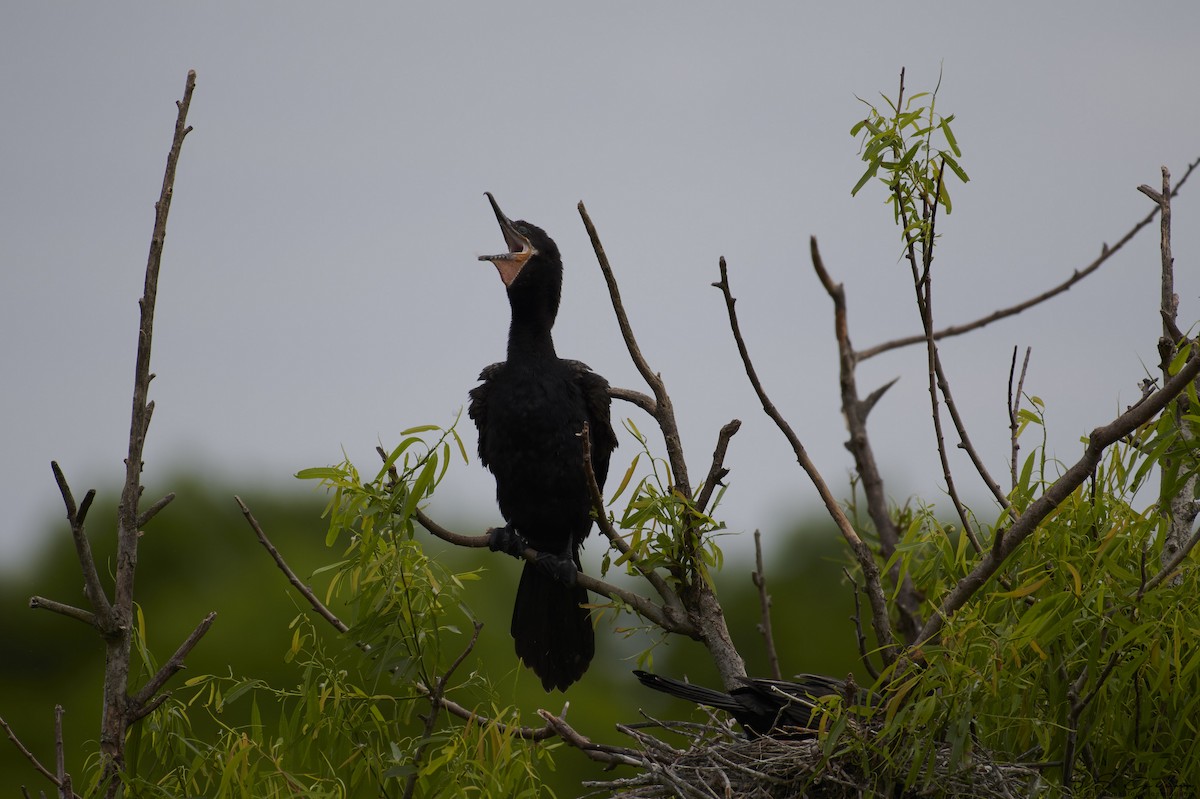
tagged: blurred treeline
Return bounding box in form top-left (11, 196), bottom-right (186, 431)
top-left (0, 474), bottom-right (859, 797)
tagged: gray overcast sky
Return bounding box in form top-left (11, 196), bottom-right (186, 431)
top-left (2, 3), bottom-right (1197, 571)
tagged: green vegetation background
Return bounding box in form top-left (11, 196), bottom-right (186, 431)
top-left (0, 474), bottom-right (860, 797)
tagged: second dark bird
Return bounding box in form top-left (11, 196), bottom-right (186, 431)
top-left (634, 670), bottom-right (850, 738)
top-left (468, 193), bottom-right (618, 692)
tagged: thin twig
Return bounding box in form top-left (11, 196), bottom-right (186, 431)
top-left (136, 492), bottom-right (176, 529)
top-left (236, 496), bottom-right (349, 634)
top-left (843, 568), bottom-right (880, 681)
top-left (714, 256), bottom-right (896, 663)
top-left (751, 531), bottom-right (782, 680)
top-left (53, 706), bottom-right (71, 799)
top-left (1007, 346), bottom-right (1032, 493)
top-left (860, 156), bottom-right (1200, 361)
top-left (0, 715), bottom-right (81, 799)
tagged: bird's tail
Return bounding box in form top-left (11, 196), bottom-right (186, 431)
top-left (512, 561), bottom-right (594, 692)
top-left (633, 670), bottom-right (743, 713)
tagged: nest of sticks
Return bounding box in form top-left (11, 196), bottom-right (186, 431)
top-left (585, 719), bottom-right (1045, 799)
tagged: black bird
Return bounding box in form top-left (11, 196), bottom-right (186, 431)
top-left (468, 193), bottom-right (618, 692)
top-left (634, 670), bottom-right (849, 738)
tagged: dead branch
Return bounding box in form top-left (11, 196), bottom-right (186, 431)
top-left (695, 420), bottom-right (741, 517)
top-left (751, 531), bottom-right (781, 680)
top-left (1140, 166), bottom-right (1200, 584)
top-left (811, 237), bottom-right (923, 644)
top-left (843, 568), bottom-right (880, 681)
top-left (0, 714), bottom-right (81, 799)
top-left (48, 463), bottom-right (110, 623)
top-left (127, 611), bottom-right (217, 721)
top-left (714, 256), bottom-right (896, 664)
top-left (1007, 346), bottom-right (1033, 494)
top-left (237, 496), bottom-right (350, 634)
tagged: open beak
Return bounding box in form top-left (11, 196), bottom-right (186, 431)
top-left (479, 192), bottom-right (535, 287)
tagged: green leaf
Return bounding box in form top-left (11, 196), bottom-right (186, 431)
top-left (296, 466), bottom-right (344, 480)
top-left (940, 118), bottom-right (961, 156)
top-left (851, 159), bottom-right (881, 197)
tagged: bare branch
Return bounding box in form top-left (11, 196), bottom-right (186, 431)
top-left (0, 715), bottom-right (81, 799)
top-left (715, 256), bottom-right (896, 662)
top-left (136, 492), bottom-right (176, 529)
top-left (843, 568), bottom-right (880, 681)
top-left (914, 346), bottom-right (1200, 647)
top-left (54, 707), bottom-right (67, 798)
top-left (696, 420), bottom-right (741, 516)
top-left (751, 531), bottom-right (782, 680)
top-left (128, 611), bottom-right (216, 719)
top-left (1141, 166), bottom-right (1199, 585)
top-left (49, 462), bottom-right (111, 623)
top-left (811, 238), bottom-right (922, 643)
top-left (1008, 346), bottom-right (1033, 494)
top-left (236, 496), bottom-right (350, 634)
top-left (95, 71), bottom-right (197, 793)
top-left (859, 156), bottom-right (1200, 361)
top-left (537, 709), bottom-right (645, 767)
top-left (28, 597), bottom-right (97, 628)
top-left (428, 690), bottom-right (558, 741)
top-left (610, 386), bottom-right (657, 416)
top-left (578, 200), bottom-right (690, 498)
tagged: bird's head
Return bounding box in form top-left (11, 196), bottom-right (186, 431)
top-left (478, 192), bottom-right (561, 291)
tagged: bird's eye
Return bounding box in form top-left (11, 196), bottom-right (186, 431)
top-left (516, 224), bottom-right (529, 235)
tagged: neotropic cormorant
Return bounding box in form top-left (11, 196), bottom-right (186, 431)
top-left (634, 670), bottom-right (849, 738)
top-left (468, 193), bottom-right (617, 692)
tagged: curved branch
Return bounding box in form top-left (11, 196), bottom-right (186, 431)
top-left (714, 256), bottom-right (896, 663)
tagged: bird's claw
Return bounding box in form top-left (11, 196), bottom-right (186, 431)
top-left (487, 523), bottom-right (527, 559)
top-left (534, 552), bottom-right (579, 587)
top-left (488, 525), bottom-right (579, 585)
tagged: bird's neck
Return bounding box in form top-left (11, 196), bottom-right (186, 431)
top-left (507, 312), bottom-right (557, 361)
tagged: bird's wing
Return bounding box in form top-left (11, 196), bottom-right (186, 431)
top-left (467, 362), bottom-right (504, 469)
top-left (568, 361), bottom-right (617, 489)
